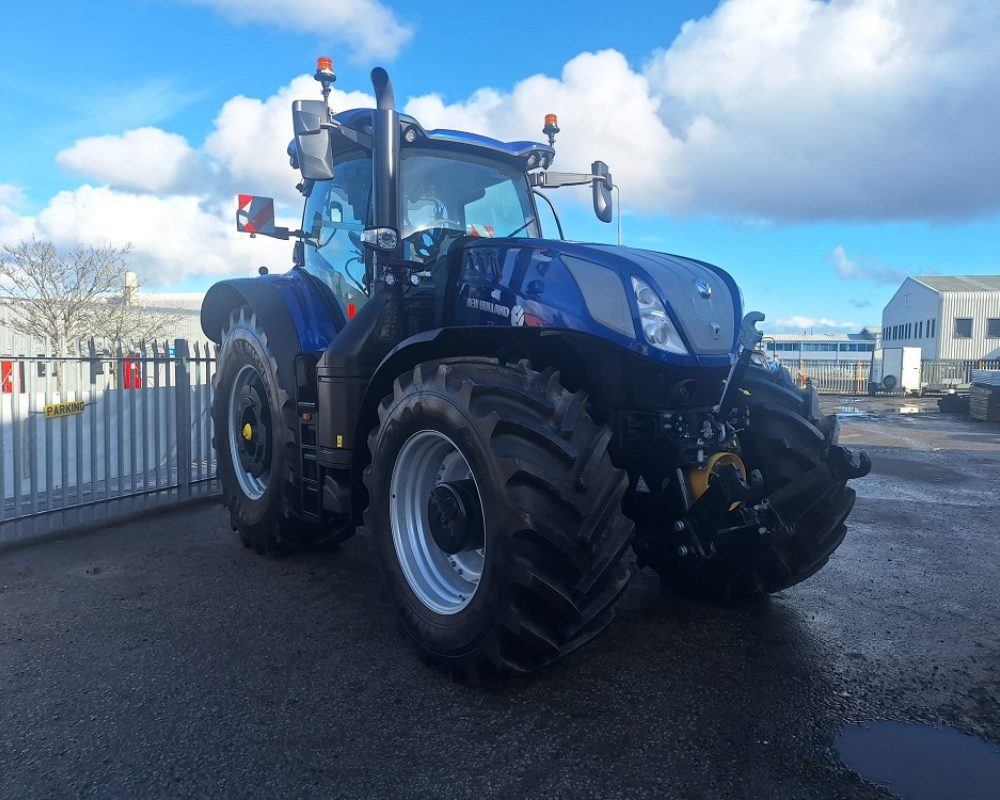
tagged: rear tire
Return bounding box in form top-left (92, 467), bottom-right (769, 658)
top-left (212, 306), bottom-right (299, 555)
top-left (652, 367), bottom-right (856, 601)
top-left (364, 358), bottom-right (634, 677)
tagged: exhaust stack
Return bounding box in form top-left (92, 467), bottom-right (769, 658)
top-left (371, 68), bottom-right (400, 238)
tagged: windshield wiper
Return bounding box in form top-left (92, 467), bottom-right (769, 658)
top-left (504, 217), bottom-right (536, 238)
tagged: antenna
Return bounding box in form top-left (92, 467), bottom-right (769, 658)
top-left (614, 184), bottom-right (621, 246)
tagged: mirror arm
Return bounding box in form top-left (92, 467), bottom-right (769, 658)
top-left (326, 120), bottom-right (373, 150)
top-left (529, 171), bottom-right (603, 189)
top-left (248, 228), bottom-right (305, 242)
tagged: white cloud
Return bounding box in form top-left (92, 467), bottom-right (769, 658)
top-left (204, 77), bottom-right (373, 204)
top-left (57, 128), bottom-right (201, 194)
top-left (27, 185), bottom-right (293, 286)
top-left (644, 0), bottom-right (1000, 220)
top-left (828, 244), bottom-right (906, 283)
top-left (179, 0), bottom-right (412, 60)
top-left (0, 184), bottom-right (27, 208)
top-left (1, 76), bottom-right (367, 285)
top-left (830, 245), bottom-right (859, 279)
top-left (404, 50), bottom-right (687, 212)
top-left (7, 0), bottom-right (1000, 288)
top-left (0, 184), bottom-right (34, 244)
top-left (775, 315), bottom-right (858, 331)
top-left (403, 0), bottom-right (1000, 221)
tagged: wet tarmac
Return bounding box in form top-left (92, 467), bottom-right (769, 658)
top-left (1, 396), bottom-right (998, 798)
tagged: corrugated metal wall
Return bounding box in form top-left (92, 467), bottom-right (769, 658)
top-left (938, 292), bottom-right (1000, 360)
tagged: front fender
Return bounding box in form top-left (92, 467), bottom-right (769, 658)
top-left (347, 325), bottom-right (731, 523)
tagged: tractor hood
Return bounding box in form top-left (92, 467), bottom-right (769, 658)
top-left (456, 237), bottom-right (742, 367)
top-left (582, 244), bottom-right (740, 356)
top-left (512, 240), bottom-right (741, 359)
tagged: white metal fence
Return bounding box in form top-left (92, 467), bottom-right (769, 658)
top-left (922, 359), bottom-right (1000, 388)
top-left (780, 360), bottom-right (872, 395)
top-left (0, 337), bottom-right (218, 546)
top-left (777, 358), bottom-right (1000, 395)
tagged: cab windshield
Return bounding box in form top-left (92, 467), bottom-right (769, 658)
top-left (301, 148), bottom-right (538, 318)
top-left (401, 149), bottom-right (538, 251)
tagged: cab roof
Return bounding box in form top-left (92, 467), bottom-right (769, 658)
top-left (333, 108), bottom-right (555, 166)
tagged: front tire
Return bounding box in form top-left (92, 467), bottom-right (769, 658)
top-left (364, 359), bottom-right (634, 677)
top-left (652, 367), bottom-right (857, 600)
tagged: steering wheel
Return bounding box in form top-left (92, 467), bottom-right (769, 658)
top-left (405, 220), bottom-right (464, 261)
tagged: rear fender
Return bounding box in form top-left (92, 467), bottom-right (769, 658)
top-left (201, 272), bottom-right (341, 384)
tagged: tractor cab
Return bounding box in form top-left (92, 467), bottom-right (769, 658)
top-left (297, 122), bottom-right (546, 337)
top-left (240, 59), bottom-right (614, 342)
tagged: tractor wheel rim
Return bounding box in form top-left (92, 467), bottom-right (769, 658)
top-left (389, 429), bottom-right (485, 615)
top-left (228, 363), bottom-right (269, 501)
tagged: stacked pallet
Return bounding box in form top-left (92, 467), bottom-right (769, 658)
top-left (969, 370), bottom-right (1000, 422)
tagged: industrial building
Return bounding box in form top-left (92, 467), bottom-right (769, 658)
top-left (882, 275), bottom-right (1000, 360)
top-left (761, 328), bottom-right (880, 362)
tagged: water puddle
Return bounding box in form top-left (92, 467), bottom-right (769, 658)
top-left (833, 405), bottom-right (872, 418)
top-left (836, 720), bottom-right (1000, 800)
top-left (898, 405), bottom-right (937, 414)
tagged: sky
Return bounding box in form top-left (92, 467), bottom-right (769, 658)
top-left (1, 0), bottom-right (998, 333)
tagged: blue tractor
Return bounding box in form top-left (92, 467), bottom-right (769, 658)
top-left (201, 60), bottom-right (871, 676)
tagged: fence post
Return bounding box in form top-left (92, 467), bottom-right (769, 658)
top-left (174, 339), bottom-right (192, 500)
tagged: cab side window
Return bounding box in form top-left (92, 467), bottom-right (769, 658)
top-left (302, 156), bottom-right (372, 319)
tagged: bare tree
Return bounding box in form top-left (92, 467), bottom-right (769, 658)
top-left (91, 287), bottom-right (186, 347)
top-left (0, 238), bottom-right (182, 349)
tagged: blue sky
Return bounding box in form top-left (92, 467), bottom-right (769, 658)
top-left (1, 0), bottom-right (998, 332)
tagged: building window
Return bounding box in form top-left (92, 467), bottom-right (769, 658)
top-left (917, 321), bottom-right (923, 338)
top-left (954, 318), bottom-right (973, 338)
top-left (930, 319), bottom-right (936, 338)
top-left (988, 319), bottom-right (1000, 338)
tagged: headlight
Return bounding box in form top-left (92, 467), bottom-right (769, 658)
top-left (631, 275), bottom-right (688, 355)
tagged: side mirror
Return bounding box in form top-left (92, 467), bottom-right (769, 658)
top-left (592, 161), bottom-right (613, 223)
top-left (292, 100), bottom-right (334, 181)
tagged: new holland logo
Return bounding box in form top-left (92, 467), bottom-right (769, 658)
top-left (467, 297), bottom-right (510, 318)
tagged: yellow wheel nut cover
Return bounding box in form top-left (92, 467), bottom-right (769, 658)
top-left (242, 423), bottom-right (253, 441)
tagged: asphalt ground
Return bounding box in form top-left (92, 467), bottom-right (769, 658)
top-left (2, 396), bottom-right (998, 799)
